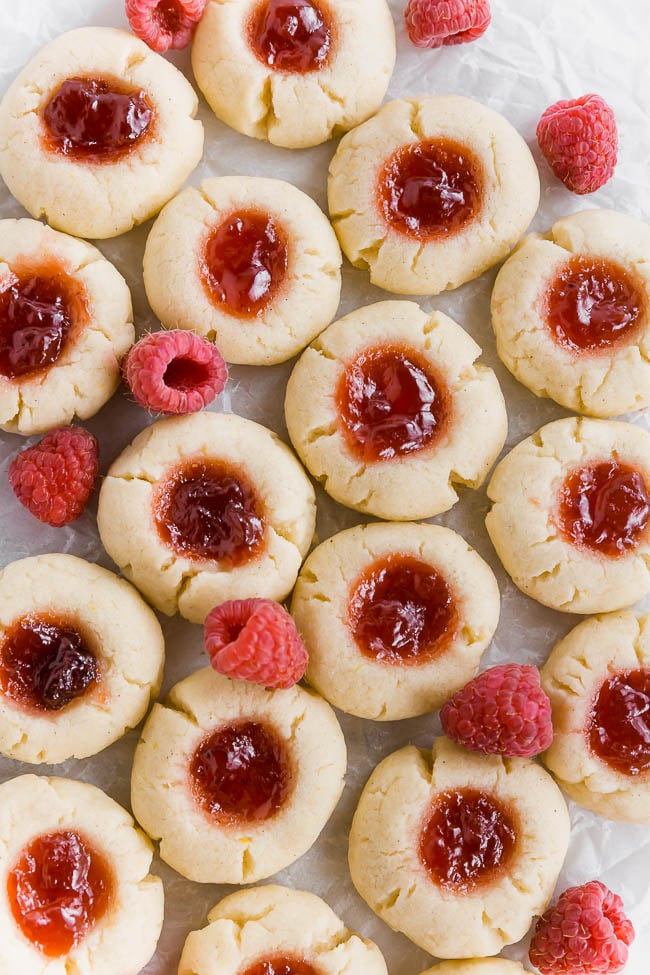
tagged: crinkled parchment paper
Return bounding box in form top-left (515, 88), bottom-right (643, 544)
top-left (0, 0), bottom-right (649, 971)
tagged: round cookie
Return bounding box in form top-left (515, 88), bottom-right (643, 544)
top-left (348, 737), bottom-right (570, 959)
top-left (192, 0), bottom-right (396, 149)
top-left (419, 963), bottom-right (529, 975)
top-left (328, 95), bottom-right (540, 295)
top-left (492, 209), bottom-right (650, 417)
top-left (541, 610), bottom-right (650, 824)
top-left (486, 417), bottom-right (650, 614)
top-left (291, 522), bottom-right (500, 720)
top-left (0, 554), bottom-right (164, 765)
top-left (131, 667), bottom-right (346, 884)
top-left (285, 300), bottom-right (507, 521)
top-left (0, 27), bottom-right (203, 239)
top-left (97, 412), bottom-right (316, 624)
top-left (178, 885), bottom-right (388, 975)
top-left (0, 774), bottom-right (163, 975)
top-left (143, 176), bottom-right (342, 366)
top-left (0, 219), bottom-right (133, 435)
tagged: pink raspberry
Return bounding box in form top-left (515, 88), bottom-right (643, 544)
top-left (205, 599), bottom-right (308, 690)
top-left (440, 663), bottom-right (553, 758)
top-left (405, 0), bottom-right (491, 49)
top-left (537, 94), bottom-right (618, 195)
top-left (125, 0), bottom-right (206, 53)
top-left (123, 330), bottom-right (228, 416)
top-left (9, 426), bottom-right (99, 528)
top-left (530, 881), bottom-right (635, 975)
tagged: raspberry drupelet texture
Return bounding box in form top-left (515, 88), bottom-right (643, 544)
top-left (405, 0), bottom-right (491, 49)
top-left (9, 426), bottom-right (99, 528)
top-left (125, 0), bottom-right (206, 53)
top-left (529, 881), bottom-right (635, 975)
top-left (123, 329), bottom-right (228, 416)
top-left (536, 94), bottom-right (618, 195)
top-left (205, 599), bottom-right (308, 689)
top-left (440, 663), bottom-right (553, 758)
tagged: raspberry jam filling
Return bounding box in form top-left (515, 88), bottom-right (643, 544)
top-left (336, 345), bottom-right (449, 462)
top-left (201, 210), bottom-right (289, 318)
top-left (0, 263), bottom-right (88, 380)
top-left (248, 0), bottom-right (332, 72)
top-left (0, 614), bottom-right (100, 712)
top-left (347, 555), bottom-right (457, 665)
top-left (557, 461), bottom-right (650, 557)
top-left (190, 720), bottom-right (291, 824)
top-left (544, 256), bottom-right (644, 354)
top-left (419, 789), bottom-right (516, 892)
top-left (43, 77), bottom-right (154, 162)
top-left (243, 957), bottom-right (319, 975)
top-left (154, 459), bottom-right (265, 566)
top-left (589, 669), bottom-right (650, 776)
top-left (7, 831), bottom-right (112, 957)
top-left (379, 140), bottom-right (482, 239)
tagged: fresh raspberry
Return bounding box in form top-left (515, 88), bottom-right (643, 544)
top-left (405, 0), bottom-right (491, 49)
top-left (440, 663), bottom-right (553, 758)
top-left (536, 94), bottom-right (618, 195)
top-left (125, 0), bottom-right (206, 53)
top-left (123, 330), bottom-right (228, 416)
top-left (8, 426), bottom-right (99, 528)
top-left (205, 599), bottom-right (308, 690)
top-left (530, 881), bottom-right (635, 975)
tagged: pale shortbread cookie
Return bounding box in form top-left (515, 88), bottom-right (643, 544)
top-left (143, 176), bottom-right (342, 365)
top-left (285, 301), bottom-right (507, 520)
top-left (541, 611), bottom-right (650, 824)
top-left (328, 96), bottom-right (540, 295)
top-left (131, 667), bottom-right (346, 884)
top-left (97, 412), bottom-right (316, 624)
top-left (348, 737), bottom-right (570, 959)
top-left (192, 0), bottom-right (395, 149)
top-left (486, 417), bottom-right (650, 614)
top-left (420, 963), bottom-right (529, 975)
top-left (492, 210), bottom-right (650, 417)
top-left (0, 28), bottom-right (203, 239)
top-left (0, 554), bottom-right (164, 765)
top-left (0, 775), bottom-right (163, 975)
top-left (291, 522), bottom-right (500, 720)
top-left (178, 885), bottom-right (388, 975)
top-left (0, 219), bottom-right (133, 435)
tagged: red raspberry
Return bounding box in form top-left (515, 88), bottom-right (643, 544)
top-left (125, 0), bottom-right (206, 53)
top-left (205, 599), bottom-right (308, 690)
top-left (123, 330), bottom-right (228, 416)
top-left (9, 426), bottom-right (99, 528)
top-left (440, 663), bottom-right (553, 758)
top-left (529, 881), bottom-right (635, 975)
top-left (405, 0), bottom-right (491, 49)
top-left (536, 94), bottom-right (618, 195)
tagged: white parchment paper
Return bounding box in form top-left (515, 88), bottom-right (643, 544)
top-left (0, 0), bottom-right (649, 971)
